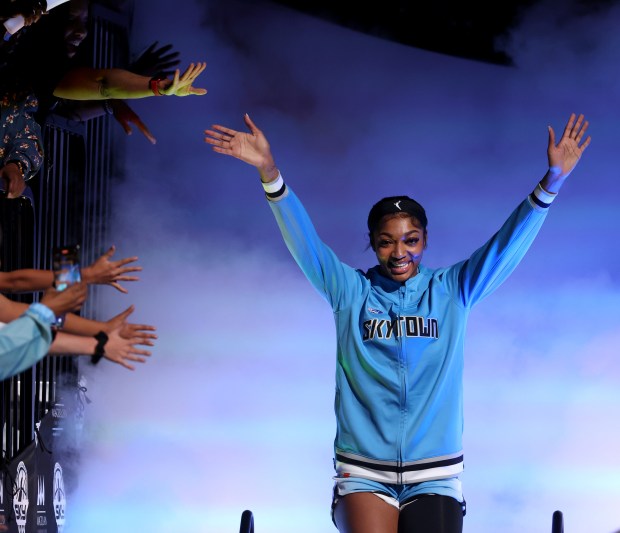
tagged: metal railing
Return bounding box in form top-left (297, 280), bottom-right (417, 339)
top-left (1, 0), bottom-right (130, 514)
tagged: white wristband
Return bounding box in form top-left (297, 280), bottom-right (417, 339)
top-left (533, 182), bottom-right (557, 205)
top-left (262, 172), bottom-right (284, 194)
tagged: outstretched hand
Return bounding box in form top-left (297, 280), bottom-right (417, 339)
top-left (110, 100), bottom-right (157, 144)
top-left (81, 245), bottom-right (142, 293)
top-left (102, 305), bottom-right (157, 344)
top-left (545, 113), bottom-right (591, 190)
top-left (161, 62), bottom-right (207, 97)
top-left (204, 114), bottom-right (276, 174)
top-left (103, 320), bottom-right (154, 371)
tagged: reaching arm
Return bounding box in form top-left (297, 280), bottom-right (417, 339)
top-left (0, 284), bottom-right (87, 380)
top-left (0, 245), bottom-right (141, 294)
top-left (0, 290), bottom-right (155, 344)
top-left (64, 304), bottom-right (157, 344)
top-left (0, 269), bottom-right (55, 293)
top-left (53, 99), bottom-right (157, 144)
top-left (53, 62), bottom-right (207, 101)
top-left (50, 322), bottom-right (153, 371)
top-left (0, 284), bottom-right (87, 323)
top-left (0, 292), bottom-right (98, 335)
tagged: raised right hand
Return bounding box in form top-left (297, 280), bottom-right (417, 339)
top-left (204, 114), bottom-right (276, 176)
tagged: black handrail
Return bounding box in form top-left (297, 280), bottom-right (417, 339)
top-left (237, 507), bottom-right (566, 532)
top-left (239, 510), bottom-right (254, 533)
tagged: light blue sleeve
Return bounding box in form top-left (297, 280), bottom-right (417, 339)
top-left (0, 303), bottom-right (55, 380)
top-left (444, 197), bottom-right (548, 308)
top-left (268, 187), bottom-right (363, 311)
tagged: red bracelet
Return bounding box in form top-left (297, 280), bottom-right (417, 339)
top-left (149, 77), bottom-right (165, 96)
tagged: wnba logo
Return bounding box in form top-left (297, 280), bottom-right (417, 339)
top-left (53, 463), bottom-right (66, 533)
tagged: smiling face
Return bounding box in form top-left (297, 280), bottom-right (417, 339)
top-left (371, 213), bottom-right (427, 282)
top-left (64, 0), bottom-right (89, 58)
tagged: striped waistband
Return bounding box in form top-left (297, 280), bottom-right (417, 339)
top-left (334, 450), bottom-right (464, 485)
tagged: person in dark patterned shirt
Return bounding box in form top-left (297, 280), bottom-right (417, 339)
top-left (0, 88), bottom-right (43, 198)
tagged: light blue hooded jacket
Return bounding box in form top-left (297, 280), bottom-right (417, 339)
top-left (268, 183), bottom-right (548, 484)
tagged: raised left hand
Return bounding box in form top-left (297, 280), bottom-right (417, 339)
top-left (546, 113), bottom-right (592, 188)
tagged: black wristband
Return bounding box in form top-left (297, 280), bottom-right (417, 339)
top-left (91, 331), bottom-right (108, 365)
